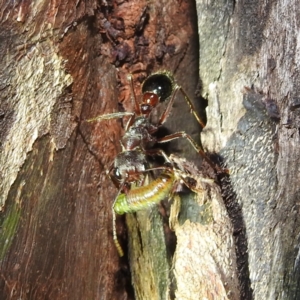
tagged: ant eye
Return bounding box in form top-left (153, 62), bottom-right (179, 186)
top-left (113, 168), bottom-right (121, 180)
top-left (142, 73), bottom-right (174, 102)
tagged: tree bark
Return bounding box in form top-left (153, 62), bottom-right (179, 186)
top-left (0, 1), bottom-right (124, 299)
top-left (1, 0), bottom-right (299, 299)
top-left (199, 0), bottom-right (300, 299)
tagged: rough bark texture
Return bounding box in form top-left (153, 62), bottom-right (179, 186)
top-left (198, 0), bottom-right (300, 299)
top-left (0, 1), bottom-right (125, 299)
top-left (1, 0), bottom-right (299, 299)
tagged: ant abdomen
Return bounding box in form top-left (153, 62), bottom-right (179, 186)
top-left (142, 72), bottom-right (174, 102)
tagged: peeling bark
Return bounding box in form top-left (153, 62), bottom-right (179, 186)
top-left (2, 0), bottom-right (298, 299)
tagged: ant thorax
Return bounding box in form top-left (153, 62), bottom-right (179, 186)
top-left (121, 117), bottom-right (157, 151)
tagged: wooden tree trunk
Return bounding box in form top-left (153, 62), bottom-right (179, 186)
top-left (0, 1), bottom-right (124, 299)
top-left (0, 0), bottom-right (299, 299)
top-left (198, 0), bottom-right (300, 299)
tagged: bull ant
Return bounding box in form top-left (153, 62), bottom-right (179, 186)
top-left (87, 71), bottom-right (219, 256)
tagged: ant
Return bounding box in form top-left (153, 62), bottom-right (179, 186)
top-left (87, 71), bottom-right (219, 256)
top-left (88, 71), bottom-right (215, 187)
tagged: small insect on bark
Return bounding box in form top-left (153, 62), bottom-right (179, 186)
top-left (87, 71), bottom-right (217, 256)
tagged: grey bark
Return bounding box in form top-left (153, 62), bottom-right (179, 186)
top-left (198, 0), bottom-right (300, 299)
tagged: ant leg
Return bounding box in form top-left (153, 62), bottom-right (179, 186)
top-left (87, 111), bottom-right (136, 137)
top-left (176, 85), bottom-right (206, 128)
top-left (157, 86), bottom-right (179, 126)
top-left (145, 148), bottom-right (171, 163)
top-left (157, 131), bottom-right (224, 173)
top-left (121, 74), bottom-right (142, 131)
top-left (127, 74), bottom-right (141, 116)
top-left (87, 112), bottom-right (134, 123)
top-left (157, 85), bottom-right (205, 128)
top-left (112, 181), bottom-right (127, 257)
top-left (106, 161), bottom-right (125, 256)
top-left (112, 209), bottom-right (124, 257)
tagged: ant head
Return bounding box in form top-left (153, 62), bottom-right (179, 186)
top-left (113, 150), bottom-right (149, 183)
top-left (142, 72), bottom-right (174, 103)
